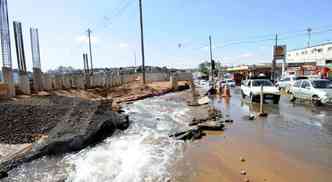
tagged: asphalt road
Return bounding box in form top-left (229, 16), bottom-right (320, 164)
top-left (213, 87), bottom-right (332, 169)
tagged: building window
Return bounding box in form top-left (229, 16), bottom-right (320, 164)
top-left (317, 48), bottom-right (323, 53)
top-left (328, 47), bottom-right (332, 51)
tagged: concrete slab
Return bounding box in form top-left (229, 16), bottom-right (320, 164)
top-left (0, 143), bottom-right (32, 163)
top-left (17, 73), bottom-right (31, 95)
top-left (2, 67), bottom-right (15, 97)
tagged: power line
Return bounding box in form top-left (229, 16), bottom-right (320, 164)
top-left (185, 26), bottom-right (330, 51)
top-left (102, 0), bottom-right (136, 29)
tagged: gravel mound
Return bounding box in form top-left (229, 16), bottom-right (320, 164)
top-left (0, 96), bottom-right (78, 144)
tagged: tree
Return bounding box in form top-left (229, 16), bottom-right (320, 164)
top-left (198, 61), bottom-right (210, 76)
top-left (198, 61), bottom-right (221, 76)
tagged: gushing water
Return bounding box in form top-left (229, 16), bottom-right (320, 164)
top-left (5, 94), bottom-right (190, 182)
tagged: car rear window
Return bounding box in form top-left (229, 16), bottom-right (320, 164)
top-left (293, 80), bottom-right (301, 87)
top-left (294, 77), bottom-right (308, 80)
top-left (252, 80), bottom-right (273, 86)
top-left (311, 80), bottom-right (332, 89)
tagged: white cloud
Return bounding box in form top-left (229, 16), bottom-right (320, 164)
top-left (76, 35), bottom-right (98, 44)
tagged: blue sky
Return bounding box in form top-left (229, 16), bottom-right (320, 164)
top-left (3, 0), bottom-right (332, 71)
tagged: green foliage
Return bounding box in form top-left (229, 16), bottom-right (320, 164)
top-left (198, 61), bottom-right (221, 75)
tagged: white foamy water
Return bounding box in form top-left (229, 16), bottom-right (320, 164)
top-left (65, 97), bottom-right (189, 182)
top-left (5, 95), bottom-right (190, 182)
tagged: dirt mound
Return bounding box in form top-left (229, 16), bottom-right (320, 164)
top-left (0, 96), bottom-right (79, 144)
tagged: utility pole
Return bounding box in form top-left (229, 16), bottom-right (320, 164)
top-left (139, 0), bottom-right (146, 84)
top-left (307, 28), bottom-right (312, 48)
top-left (209, 35), bottom-right (214, 86)
top-left (272, 33), bottom-right (278, 81)
top-left (87, 28), bottom-right (94, 75)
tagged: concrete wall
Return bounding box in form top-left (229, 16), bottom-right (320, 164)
top-left (32, 68), bottom-right (43, 92)
top-left (8, 71), bottom-right (193, 97)
top-left (146, 72), bottom-right (170, 82)
top-left (42, 74), bottom-right (53, 91)
top-left (145, 72), bottom-right (192, 82)
top-left (17, 73), bottom-right (30, 95)
top-left (2, 67), bottom-right (15, 97)
top-left (173, 72), bottom-right (193, 81)
top-left (0, 83), bottom-right (9, 98)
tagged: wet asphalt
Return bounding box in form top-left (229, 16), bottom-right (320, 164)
top-left (212, 87), bottom-right (332, 169)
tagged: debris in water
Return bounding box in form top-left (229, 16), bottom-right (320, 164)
top-left (241, 170), bottom-right (247, 175)
top-left (248, 113), bottom-right (256, 120)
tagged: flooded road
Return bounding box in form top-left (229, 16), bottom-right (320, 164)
top-left (173, 87), bottom-right (332, 182)
top-left (4, 94), bottom-right (190, 182)
top-left (3, 87), bottom-right (332, 182)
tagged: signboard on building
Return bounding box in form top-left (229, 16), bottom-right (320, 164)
top-left (273, 45), bottom-right (287, 60)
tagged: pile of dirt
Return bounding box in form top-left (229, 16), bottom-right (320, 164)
top-left (0, 96), bottom-right (81, 144)
top-left (0, 96), bottom-right (129, 178)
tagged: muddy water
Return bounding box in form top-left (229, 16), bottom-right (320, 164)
top-left (173, 87), bottom-right (332, 182)
top-left (4, 88), bottom-right (332, 182)
top-left (4, 94), bottom-right (190, 182)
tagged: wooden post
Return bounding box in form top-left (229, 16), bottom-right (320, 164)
top-left (258, 85), bottom-right (268, 117)
top-left (260, 85), bottom-right (264, 113)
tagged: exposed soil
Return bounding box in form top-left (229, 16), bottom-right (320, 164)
top-left (0, 96), bottom-right (76, 144)
top-left (0, 81), bottom-right (186, 145)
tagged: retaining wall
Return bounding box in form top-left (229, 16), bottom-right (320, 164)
top-left (10, 71), bottom-right (193, 96)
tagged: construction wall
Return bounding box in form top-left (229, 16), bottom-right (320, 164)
top-left (173, 72), bottom-right (193, 81)
top-left (6, 71), bottom-right (193, 97)
top-left (0, 83), bottom-right (9, 98)
top-left (145, 72), bottom-right (170, 82)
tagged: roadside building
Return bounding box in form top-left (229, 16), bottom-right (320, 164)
top-left (225, 64), bottom-right (282, 85)
top-left (287, 42), bottom-right (332, 78)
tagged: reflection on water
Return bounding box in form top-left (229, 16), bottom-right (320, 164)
top-left (5, 94), bottom-right (189, 182)
top-left (213, 88), bottom-right (332, 168)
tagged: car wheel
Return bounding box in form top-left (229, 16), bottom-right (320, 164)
top-left (273, 95), bottom-right (280, 104)
top-left (312, 95), bottom-right (322, 106)
top-left (289, 93), bottom-right (296, 102)
top-left (250, 93), bottom-right (256, 103)
top-left (241, 90), bottom-right (246, 99)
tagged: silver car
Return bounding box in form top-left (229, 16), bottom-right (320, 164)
top-left (276, 76), bottom-right (308, 92)
top-left (289, 79), bottom-right (332, 106)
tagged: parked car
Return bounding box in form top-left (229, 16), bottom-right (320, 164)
top-left (219, 79), bottom-right (236, 88)
top-left (289, 79), bottom-right (332, 106)
top-left (276, 76), bottom-right (308, 92)
top-left (241, 79), bottom-right (280, 104)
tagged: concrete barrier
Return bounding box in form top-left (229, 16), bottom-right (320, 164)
top-left (62, 75), bottom-right (71, 89)
top-left (42, 74), bottom-right (53, 91)
top-left (71, 75), bottom-right (85, 89)
top-left (5, 70), bottom-right (193, 97)
top-left (32, 68), bottom-right (43, 92)
top-left (17, 73), bottom-right (30, 95)
top-left (174, 72), bottom-right (193, 81)
top-left (0, 83), bottom-right (9, 98)
top-left (146, 73), bottom-right (170, 82)
top-left (2, 67), bottom-right (15, 97)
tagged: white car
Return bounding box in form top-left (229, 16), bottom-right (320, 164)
top-left (289, 79), bottom-right (332, 106)
top-left (241, 79), bottom-right (280, 104)
top-left (276, 76), bottom-right (308, 92)
top-left (219, 79), bottom-right (236, 88)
